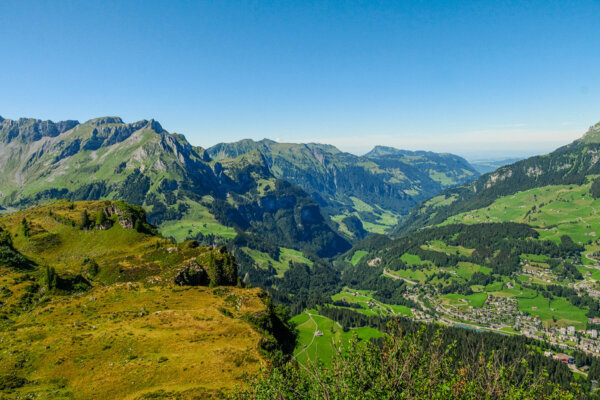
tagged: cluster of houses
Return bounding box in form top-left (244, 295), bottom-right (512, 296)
top-left (521, 263), bottom-right (558, 284)
top-left (411, 287), bottom-right (600, 360)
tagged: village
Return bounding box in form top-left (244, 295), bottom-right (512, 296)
top-left (377, 273), bottom-right (600, 375)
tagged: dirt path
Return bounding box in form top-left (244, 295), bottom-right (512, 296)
top-left (585, 252), bottom-right (600, 266)
top-left (293, 312), bottom-right (318, 360)
top-left (383, 268), bottom-right (418, 285)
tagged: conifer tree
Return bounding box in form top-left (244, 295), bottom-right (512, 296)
top-left (95, 210), bottom-right (106, 226)
top-left (79, 210), bottom-right (90, 229)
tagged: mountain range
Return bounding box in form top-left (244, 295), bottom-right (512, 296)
top-left (208, 139), bottom-right (478, 235)
top-left (0, 115), bottom-right (479, 252)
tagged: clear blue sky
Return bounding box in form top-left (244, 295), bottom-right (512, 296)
top-left (1, 0), bottom-right (599, 158)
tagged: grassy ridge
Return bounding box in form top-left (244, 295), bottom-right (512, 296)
top-left (0, 200), bottom-right (280, 399)
top-left (441, 181), bottom-right (600, 245)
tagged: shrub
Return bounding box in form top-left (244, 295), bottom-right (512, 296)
top-left (0, 374), bottom-right (28, 390)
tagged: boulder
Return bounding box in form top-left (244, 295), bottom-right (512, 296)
top-left (174, 262), bottom-right (209, 286)
top-left (118, 216), bottom-right (134, 230)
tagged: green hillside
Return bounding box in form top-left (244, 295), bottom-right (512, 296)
top-left (441, 179), bottom-right (600, 246)
top-left (0, 201), bottom-right (294, 399)
top-left (396, 122), bottom-right (600, 234)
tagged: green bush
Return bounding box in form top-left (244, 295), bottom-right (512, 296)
top-left (0, 374), bottom-right (28, 390)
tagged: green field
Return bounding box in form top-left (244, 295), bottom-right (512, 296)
top-left (487, 282), bottom-right (537, 298)
top-left (578, 265), bottom-right (600, 281)
top-left (456, 262), bottom-right (492, 279)
top-left (517, 294), bottom-right (588, 329)
top-left (159, 202), bottom-right (237, 242)
top-left (441, 292), bottom-right (488, 308)
top-left (441, 181), bottom-right (600, 245)
top-left (243, 247), bottom-right (313, 277)
top-left (290, 310), bottom-right (382, 366)
top-left (350, 250), bottom-right (368, 265)
top-left (423, 194), bottom-right (459, 209)
top-left (400, 253), bottom-right (434, 267)
top-left (331, 287), bottom-right (412, 317)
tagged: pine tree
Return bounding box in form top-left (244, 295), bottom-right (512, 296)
top-left (79, 210), bottom-right (90, 229)
top-left (223, 253), bottom-right (238, 285)
top-left (87, 259), bottom-right (99, 276)
top-left (45, 266), bottom-right (57, 290)
top-left (95, 210), bottom-right (106, 226)
top-left (207, 251), bottom-right (222, 286)
top-left (20, 218), bottom-right (30, 237)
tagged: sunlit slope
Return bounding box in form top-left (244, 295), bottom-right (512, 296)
top-left (0, 200), bottom-right (284, 399)
top-left (0, 284), bottom-right (267, 399)
top-left (397, 121), bottom-right (600, 234)
top-left (441, 179), bottom-right (600, 243)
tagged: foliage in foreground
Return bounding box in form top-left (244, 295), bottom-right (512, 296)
top-left (234, 323), bottom-right (582, 400)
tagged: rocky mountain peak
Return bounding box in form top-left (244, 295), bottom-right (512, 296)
top-left (86, 116), bottom-right (124, 125)
top-left (147, 119), bottom-right (163, 133)
top-left (365, 145), bottom-right (398, 157)
top-left (0, 117), bottom-right (79, 143)
top-left (578, 121), bottom-right (600, 144)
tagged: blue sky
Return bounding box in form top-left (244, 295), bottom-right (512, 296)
top-left (1, 0), bottom-right (599, 158)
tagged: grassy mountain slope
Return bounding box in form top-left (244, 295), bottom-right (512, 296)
top-left (440, 180), bottom-right (600, 245)
top-left (364, 145), bottom-right (478, 187)
top-left (208, 139), bottom-right (479, 234)
top-left (0, 201), bottom-right (290, 399)
top-left (396, 122), bottom-right (600, 234)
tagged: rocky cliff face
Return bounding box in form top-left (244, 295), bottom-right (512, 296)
top-left (0, 117), bottom-right (79, 144)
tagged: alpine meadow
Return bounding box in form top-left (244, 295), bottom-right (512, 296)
top-left (2, 1), bottom-right (600, 399)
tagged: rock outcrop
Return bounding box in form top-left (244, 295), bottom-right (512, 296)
top-left (174, 261), bottom-right (209, 286)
